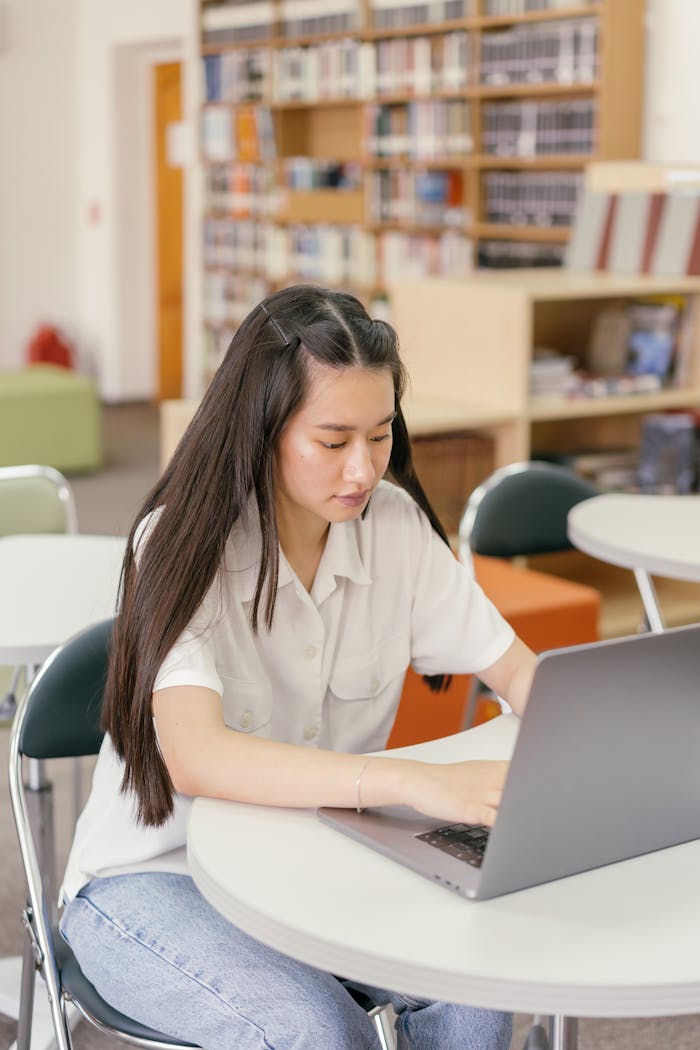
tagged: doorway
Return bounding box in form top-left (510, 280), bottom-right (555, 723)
top-left (154, 61), bottom-right (183, 400)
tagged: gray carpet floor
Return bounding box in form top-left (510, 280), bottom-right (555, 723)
top-left (1, 403), bottom-right (699, 1049)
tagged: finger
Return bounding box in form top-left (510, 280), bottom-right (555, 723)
top-left (467, 803), bottom-right (499, 828)
top-left (482, 784), bottom-right (504, 809)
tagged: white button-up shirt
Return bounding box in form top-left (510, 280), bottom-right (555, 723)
top-left (61, 482), bottom-right (513, 901)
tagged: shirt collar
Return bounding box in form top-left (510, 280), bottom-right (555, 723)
top-left (312, 518), bottom-right (372, 604)
top-left (224, 504), bottom-right (372, 606)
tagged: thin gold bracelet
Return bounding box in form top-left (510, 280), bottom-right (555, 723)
top-left (356, 757), bottom-right (373, 813)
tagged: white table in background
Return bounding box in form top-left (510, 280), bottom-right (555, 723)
top-left (0, 533), bottom-right (126, 1048)
top-left (188, 716), bottom-right (700, 1050)
top-left (568, 493), bottom-right (700, 632)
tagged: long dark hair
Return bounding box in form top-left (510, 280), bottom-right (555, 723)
top-left (104, 285), bottom-right (451, 826)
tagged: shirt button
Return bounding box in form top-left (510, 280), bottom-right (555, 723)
top-left (304, 645), bottom-right (318, 660)
top-left (239, 710), bottom-right (252, 729)
top-left (371, 676), bottom-right (380, 694)
top-left (304, 725), bottom-right (318, 741)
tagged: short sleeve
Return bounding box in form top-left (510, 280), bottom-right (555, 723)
top-left (407, 501), bottom-right (515, 676)
top-left (153, 605), bottom-right (224, 696)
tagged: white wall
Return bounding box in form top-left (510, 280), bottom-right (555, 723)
top-left (644, 0), bottom-right (700, 162)
top-left (75, 0), bottom-right (194, 401)
top-left (1, 1), bottom-right (700, 400)
top-left (0, 0), bottom-right (79, 371)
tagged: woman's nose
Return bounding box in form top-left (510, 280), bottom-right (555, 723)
top-left (343, 443), bottom-right (374, 485)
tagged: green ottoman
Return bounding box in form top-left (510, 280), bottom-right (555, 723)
top-left (0, 365), bottom-right (102, 473)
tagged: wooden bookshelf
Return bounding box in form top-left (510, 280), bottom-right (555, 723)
top-left (390, 269), bottom-right (700, 469)
top-left (196, 0), bottom-right (645, 381)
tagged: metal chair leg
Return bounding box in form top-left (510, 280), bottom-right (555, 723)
top-left (24, 764), bottom-right (58, 927)
top-left (462, 677), bottom-right (482, 730)
top-left (369, 1003), bottom-right (396, 1050)
top-left (16, 926), bottom-right (37, 1050)
top-left (522, 1015), bottom-right (550, 1049)
top-left (549, 1015), bottom-right (578, 1050)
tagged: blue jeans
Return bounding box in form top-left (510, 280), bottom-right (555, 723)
top-left (60, 873), bottom-right (512, 1050)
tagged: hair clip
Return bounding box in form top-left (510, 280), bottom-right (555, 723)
top-left (260, 303), bottom-right (295, 349)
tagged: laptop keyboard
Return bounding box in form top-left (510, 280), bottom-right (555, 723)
top-left (416, 823), bottom-right (490, 868)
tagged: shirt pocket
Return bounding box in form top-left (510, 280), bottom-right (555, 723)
top-left (329, 634), bottom-right (409, 703)
top-left (219, 675), bottom-right (272, 735)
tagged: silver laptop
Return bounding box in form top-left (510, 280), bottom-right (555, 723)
top-left (318, 623), bottom-right (700, 900)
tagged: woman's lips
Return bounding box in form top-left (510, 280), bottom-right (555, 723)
top-left (335, 490), bottom-right (369, 508)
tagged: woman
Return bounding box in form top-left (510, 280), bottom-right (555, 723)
top-left (61, 285), bottom-right (536, 1049)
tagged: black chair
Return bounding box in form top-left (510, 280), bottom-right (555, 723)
top-left (9, 619), bottom-right (395, 1050)
top-left (457, 460), bottom-right (599, 729)
top-left (458, 460), bottom-right (600, 567)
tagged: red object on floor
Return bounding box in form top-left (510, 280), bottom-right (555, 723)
top-left (25, 325), bottom-right (74, 369)
top-left (386, 553), bottom-right (600, 749)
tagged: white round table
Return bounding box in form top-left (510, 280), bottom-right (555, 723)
top-left (0, 533), bottom-right (126, 664)
top-left (188, 716), bottom-right (700, 1049)
top-left (568, 493), bottom-right (700, 632)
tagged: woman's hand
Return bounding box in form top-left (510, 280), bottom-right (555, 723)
top-left (368, 758), bottom-right (509, 827)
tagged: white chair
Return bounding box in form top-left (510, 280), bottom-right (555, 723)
top-left (0, 465), bottom-right (78, 721)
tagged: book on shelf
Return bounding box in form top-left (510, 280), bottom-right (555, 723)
top-left (480, 18), bottom-right (598, 88)
top-left (535, 447), bottom-right (640, 492)
top-left (482, 99), bottom-right (596, 158)
top-left (203, 49), bottom-right (271, 104)
top-left (484, 171), bottom-right (583, 228)
top-left (273, 38), bottom-right (365, 101)
top-left (565, 189), bottom-right (615, 271)
top-left (607, 192), bottom-right (658, 275)
top-left (279, 0), bottom-right (358, 38)
top-left (651, 193), bottom-right (700, 278)
top-left (368, 168), bottom-right (467, 226)
top-left (567, 189), bottom-right (700, 276)
top-left (478, 241), bottom-right (565, 268)
top-left (483, 1), bottom-right (595, 14)
top-left (378, 229), bottom-right (473, 281)
top-left (282, 158), bottom-right (361, 191)
top-left (371, 0), bottom-right (470, 31)
top-left (530, 350), bottom-right (577, 395)
top-left (366, 99), bottom-right (472, 159)
top-left (581, 295), bottom-right (687, 389)
top-left (201, 106), bottom-right (236, 163)
top-left (637, 412), bottom-right (698, 495)
top-left (201, 1), bottom-right (276, 46)
top-left (624, 298), bottom-right (683, 382)
top-left (201, 103), bottom-right (276, 164)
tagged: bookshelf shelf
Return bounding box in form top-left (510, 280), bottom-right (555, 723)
top-left (366, 156), bottom-right (470, 170)
top-left (390, 270), bottom-right (700, 469)
top-left (271, 98), bottom-right (363, 111)
top-left (528, 388), bottom-right (700, 424)
top-left (475, 154), bottom-right (595, 169)
top-left (476, 82), bottom-right (600, 100)
top-left (478, 5), bottom-right (602, 29)
top-left (196, 0), bottom-right (644, 385)
top-left (474, 223), bottom-right (571, 243)
top-left (363, 19), bottom-right (477, 40)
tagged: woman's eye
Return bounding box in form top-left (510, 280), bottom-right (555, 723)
top-left (321, 441), bottom-right (346, 450)
top-left (371, 433), bottom-right (391, 443)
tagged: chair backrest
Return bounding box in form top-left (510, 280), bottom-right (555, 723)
top-left (8, 617), bottom-right (206, 1050)
top-left (15, 618), bottom-right (112, 761)
top-left (0, 464), bottom-right (78, 536)
top-left (459, 461), bottom-right (599, 563)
